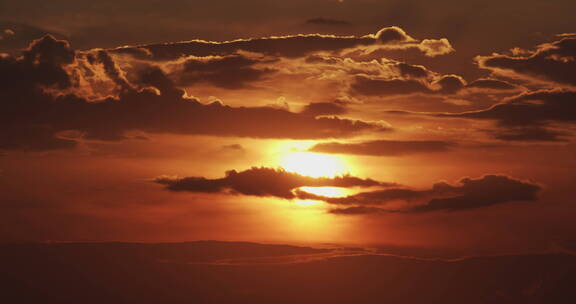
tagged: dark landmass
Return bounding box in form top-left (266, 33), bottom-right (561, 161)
top-left (1, 241), bottom-right (575, 304)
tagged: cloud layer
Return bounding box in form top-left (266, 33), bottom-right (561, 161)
top-left (156, 168), bottom-right (542, 214)
top-left (446, 89), bottom-right (576, 141)
top-left (1, 35), bottom-right (393, 151)
top-left (477, 37), bottom-right (576, 87)
top-left (155, 167), bottom-right (387, 199)
top-left (309, 140), bottom-right (455, 156)
top-left (325, 175), bottom-right (542, 214)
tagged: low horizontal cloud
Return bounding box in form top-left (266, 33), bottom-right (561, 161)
top-left (466, 78), bottom-right (519, 91)
top-left (325, 175), bottom-right (542, 214)
top-left (444, 89), bottom-right (576, 141)
top-left (112, 26), bottom-right (453, 61)
top-left (351, 73), bottom-right (466, 96)
top-left (156, 167), bottom-right (541, 215)
top-left (309, 140), bottom-right (455, 156)
top-left (169, 54), bottom-right (276, 89)
top-left (452, 90), bottom-right (576, 127)
top-left (155, 167), bottom-right (388, 199)
top-left (345, 37), bottom-right (454, 59)
top-left (487, 127), bottom-right (570, 142)
top-left (111, 28), bottom-right (393, 61)
top-left (300, 101), bottom-right (349, 117)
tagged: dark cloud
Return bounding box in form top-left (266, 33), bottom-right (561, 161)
top-left (305, 18), bottom-right (350, 26)
top-left (476, 37), bottom-right (576, 86)
top-left (130, 65), bottom-right (185, 100)
top-left (301, 56), bottom-right (466, 105)
top-left (407, 175), bottom-right (542, 213)
top-left (300, 101), bottom-right (348, 117)
top-left (351, 75), bottom-right (432, 96)
top-left (92, 50), bottom-right (132, 90)
top-left (396, 62), bottom-right (431, 79)
top-left (0, 35), bottom-right (75, 91)
top-left (111, 27), bottom-right (447, 61)
top-left (433, 74), bottom-right (466, 94)
top-left (351, 73), bottom-right (466, 97)
top-left (454, 90), bottom-right (576, 127)
top-left (466, 78), bottom-right (518, 90)
top-left (309, 140), bottom-right (455, 156)
top-left (174, 54), bottom-right (275, 89)
top-left (348, 59), bottom-right (467, 97)
top-left (0, 21), bottom-right (65, 53)
top-left (155, 167), bottom-right (387, 199)
top-left (0, 36), bottom-right (390, 151)
top-left (112, 32), bottom-right (375, 61)
top-left (13, 88), bottom-right (387, 146)
top-left (0, 35), bottom-right (78, 149)
top-left (444, 89), bottom-right (576, 141)
top-left (488, 127), bottom-right (569, 142)
top-left (310, 175), bottom-right (541, 214)
top-left (296, 187), bottom-right (434, 206)
top-left (101, 92), bottom-right (388, 140)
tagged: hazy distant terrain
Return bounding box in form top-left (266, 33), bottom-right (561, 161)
top-left (2, 241), bottom-right (575, 303)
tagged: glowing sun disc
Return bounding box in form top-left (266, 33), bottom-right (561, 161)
top-left (279, 152), bottom-right (346, 178)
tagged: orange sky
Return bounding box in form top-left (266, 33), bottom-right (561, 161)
top-left (1, 0), bottom-right (576, 255)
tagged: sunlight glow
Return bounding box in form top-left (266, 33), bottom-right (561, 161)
top-left (294, 200), bottom-right (323, 206)
top-left (298, 186), bottom-right (349, 198)
top-left (279, 152), bottom-right (347, 178)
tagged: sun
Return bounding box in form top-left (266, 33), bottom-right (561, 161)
top-left (298, 186), bottom-right (349, 197)
top-left (279, 152), bottom-right (347, 178)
